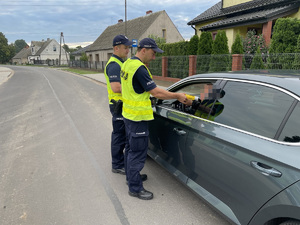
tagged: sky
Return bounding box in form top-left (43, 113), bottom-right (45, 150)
top-left (0, 0), bottom-right (220, 48)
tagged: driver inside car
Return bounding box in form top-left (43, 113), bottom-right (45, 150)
top-left (185, 83), bottom-right (225, 121)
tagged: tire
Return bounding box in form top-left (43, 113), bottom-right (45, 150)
top-left (280, 220), bottom-right (300, 225)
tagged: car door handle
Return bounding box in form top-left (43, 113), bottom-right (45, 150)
top-left (250, 161), bottom-right (282, 177)
top-left (173, 128), bottom-right (186, 136)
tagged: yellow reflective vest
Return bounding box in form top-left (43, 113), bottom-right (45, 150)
top-left (104, 56), bottom-right (123, 104)
top-left (121, 58), bottom-right (154, 121)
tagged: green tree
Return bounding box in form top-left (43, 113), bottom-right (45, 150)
top-left (63, 44), bottom-right (70, 53)
top-left (148, 34), bottom-right (166, 45)
top-left (0, 32), bottom-right (12, 64)
top-left (187, 35), bottom-right (199, 55)
top-left (14, 39), bottom-right (28, 54)
top-left (209, 30), bottom-right (230, 72)
top-left (250, 47), bottom-right (265, 69)
top-left (231, 33), bottom-right (243, 54)
top-left (80, 53), bottom-right (88, 61)
top-left (269, 18), bottom-right (300, 54)
top-left (197, 32), bottom-right (213, 73)
top-left (197, 32), bottom-right (213, 55)
top-left (268, 18), bottom-right (300, 69)
top-left (293, 35), bottom-right (300, 70)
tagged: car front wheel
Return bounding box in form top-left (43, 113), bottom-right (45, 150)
top-left (280, 220), bottom-right (300, 225)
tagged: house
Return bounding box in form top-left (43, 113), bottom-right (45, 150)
top-left (188, 0), bottom-right (300, 49)
top-left (71, 44), bottom-right (91, 60)
top-left (28, 38), bottom-right (70, 65)
top-left (86, 10), bottom-right (184, 64)
top-left (12, 47), bottom-right (31, 65)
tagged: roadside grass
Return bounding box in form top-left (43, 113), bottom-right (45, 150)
top-left (60, 68), bottom-right (99, 74)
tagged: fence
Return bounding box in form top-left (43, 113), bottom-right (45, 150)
top-left (69, 53), bottom-right (300, 81)
top-left (69, 60), bottom-right (107, 71)
top-left (33, 59), bottom-right (69, 66)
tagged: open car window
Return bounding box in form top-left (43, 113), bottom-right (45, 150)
top-left (157, 80), bottom-right (221, 120)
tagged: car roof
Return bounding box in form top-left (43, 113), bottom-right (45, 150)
top-left (181, 71), bottom-right (300, 96)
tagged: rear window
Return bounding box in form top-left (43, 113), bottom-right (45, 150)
top-left (214, 81), bottom-right (294, 140)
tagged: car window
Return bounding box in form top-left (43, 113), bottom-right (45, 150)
top-left (214, 81), bottom-right (294, 139)
top-left (279, 102), bottom-right (300, 143)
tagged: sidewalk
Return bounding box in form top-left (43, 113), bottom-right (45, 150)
top-left (0, 67), bottom-right (13, 85)
top-left (0, 66), bottom-right (176, 89)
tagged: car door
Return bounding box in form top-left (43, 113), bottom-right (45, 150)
top-left (148, 80), bottom-right (220, 182)
top-left (187, 80), bottom-right (300, 225)
top-left (148, 102), bottom-right (193, 183)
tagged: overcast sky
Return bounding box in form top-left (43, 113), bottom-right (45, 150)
top-left (1, 0), bottom-right (219, 48)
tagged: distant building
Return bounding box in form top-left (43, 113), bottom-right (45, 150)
top-left (86, 10), bottom-right (184, 64)
top-left (12, 47), bottom-right (31, 65)
top-left (71, 45), bottom-right (91, 60)
top-left (28, 38), bottom-right (70, 65)
top-left (188, 0), bottom-right (300, 49)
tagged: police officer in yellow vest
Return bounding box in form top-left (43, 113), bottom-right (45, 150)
top-left (121, 38), bottom-right (187, 200)
top-left (104, 35), bottom-right (133, 175)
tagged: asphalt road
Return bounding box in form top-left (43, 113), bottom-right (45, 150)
top-left (0, 66), bottom-right (230, 225)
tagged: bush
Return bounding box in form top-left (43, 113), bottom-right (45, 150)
top-left (293, 35), bottom-right (300, 70)
top-left (268, 18), bottom-right (300, 69)
top-left (80, 53), bottom-right (88, 61)
top-left (158, 41), bottom-right (189, 56)
top-left (187, 35), bottom-right (199, 55)
top-left (231, 33), bottom-right (243, 54)
top-left (197, 32), bottom-right (213, 73)
top-left (209, 30), bottom-right (230, 72)
top-left (243, 30), bottom-right (268, 69)
top-left (250, 47), bottom-right (265, 69)
top-left (197, 32), bottom-right (213, 55)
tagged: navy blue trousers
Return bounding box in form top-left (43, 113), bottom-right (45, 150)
top-left (109, 104), bottom-right (127, 169)
top-left (124, 118), bottom-right (149, 193)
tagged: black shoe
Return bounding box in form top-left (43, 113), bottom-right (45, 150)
top-left (128, 189), bottom-right (153, 200)
top-left (112, 168), bottom-right (126, 175)
top-left (141, 174), bottom-right (147, 182)
top-left (126, 174), bottom-right (147, 185)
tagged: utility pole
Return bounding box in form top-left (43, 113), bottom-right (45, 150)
top-left (59, 32), bottom-right (62, 66)
top-left (59, 32), bottom-right (69, 66)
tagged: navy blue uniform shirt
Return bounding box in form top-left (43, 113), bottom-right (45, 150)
top-left (131, 56), bottom-right (157, 94)
top-left (106, 54), bottom-right (124, 83)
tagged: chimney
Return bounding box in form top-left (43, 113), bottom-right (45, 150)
top-left (47, 38), bottom-right (50, 41)
top-left (118, 19), bottom-right (123, 23)
top-left (146, 10), bottom-right (152, 15)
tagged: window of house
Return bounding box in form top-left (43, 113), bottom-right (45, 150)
top-left (53, 45), bottom-right (56, 51)
top-left (162, 29), bottom-right (166, 40)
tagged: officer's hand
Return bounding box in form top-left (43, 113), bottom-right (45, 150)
top-left (176, 93), bottom-right (188, 104)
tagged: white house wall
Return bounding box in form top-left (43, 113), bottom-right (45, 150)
top-left (39, 40), bottom-right (69, 65)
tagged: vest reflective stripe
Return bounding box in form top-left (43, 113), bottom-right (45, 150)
top-left (104, 56), bottom-right (123, 104)
top-left (121, 58), bottom-right (154, 121)
top-left (195, 101), bottom-right (223, 121)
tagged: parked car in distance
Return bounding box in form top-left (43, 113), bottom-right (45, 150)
top-left (148, 72), bottom-right (300, 225)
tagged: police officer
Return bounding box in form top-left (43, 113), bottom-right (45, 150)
top-left (104, 35), bottom-right (133, 175)
top-left (121, 38), bottom-right (187, 200)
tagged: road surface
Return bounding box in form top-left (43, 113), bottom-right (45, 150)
top-left (0, 66), bottom-right (230, 225)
